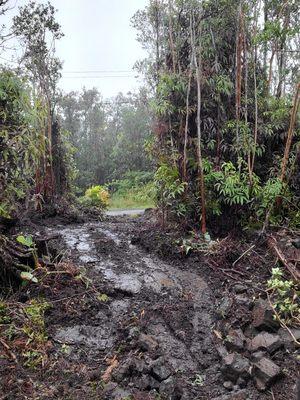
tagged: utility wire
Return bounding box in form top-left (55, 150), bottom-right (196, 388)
top-left (63, 70), bottom-right (135, 74)
top-left (61, 75), bottom-right (137, 79)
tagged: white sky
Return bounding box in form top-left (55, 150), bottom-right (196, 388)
top-left (1, 0), bottom-right (148, 98)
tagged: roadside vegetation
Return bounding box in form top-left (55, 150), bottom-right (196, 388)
top-left (107, 171), bottom-right (155, 210)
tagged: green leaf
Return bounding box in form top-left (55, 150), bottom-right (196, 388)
top-left (17, 235), bottom-right (34, 248)
top-left (20, 271), bottom-right (38, 283)
top-left (97, 293), bottom-right (109, 302)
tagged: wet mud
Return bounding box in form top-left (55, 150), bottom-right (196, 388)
top-left (46, 219), bottom-right (222, 399)
top-left (2, 215), bottom-right (296, 399)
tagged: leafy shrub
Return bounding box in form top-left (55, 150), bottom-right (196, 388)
top-left (267, 267), bottom-right (299, 326)
top-left (154, 163), bottom-right (186, 218)
top-left (0, 70), bottom-right (44, 218)
top-left (80, 185), bottom-right (109, 208)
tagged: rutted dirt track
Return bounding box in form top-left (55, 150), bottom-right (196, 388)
top-left (3, 214), bottom-right (297, 399)
top-left (47, 217), bottom-right (220, 399)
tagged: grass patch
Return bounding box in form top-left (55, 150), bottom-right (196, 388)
top-left (108, 193), bottom-right (154, 210)
top-left (107, 173), bottom-right (156, 210)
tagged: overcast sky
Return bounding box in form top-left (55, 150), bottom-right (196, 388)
top-left (2, 0), bottom-right (148, 98)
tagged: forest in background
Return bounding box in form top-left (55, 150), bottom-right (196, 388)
top-left (1, 0), bottom-right (299, 231)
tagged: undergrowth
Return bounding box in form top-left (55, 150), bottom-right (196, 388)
top-left (108, 171), bottom-right (155, 210)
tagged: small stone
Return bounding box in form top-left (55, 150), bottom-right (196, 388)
top-left (235, 295), bottom-right (252, 309)
top-left (103, 382), bottom-right (118, 393)
top-left (138, 333), bottom-right (159, 352)
top-left (291, 238), bottom-right (300, 249)
top-left (111, 387), bottom-right (132, 399)
top-left (248, 332), bottom-right (282, 354)
top-left (252, 357), bottom-right (282, 391)
top-left (236, 377), bottom-right (247, 388)
top-left (221, 353), bottom-right (251, 382)
top-left (278, 327), bottom-right (300, 350)
top-left (149, 376), bottom-right (160, 390)
top-left (175, 329), bottom-right (186, 341)
top-left (223, 381), bottom-right (233, 390)
top-left (252, 299), bottom-right (279, 331)
top-left (112, 359), bottom-right (132, 383)
top-left (137, 374), bottom-right (151, 390)
top-left (217, 296), bottom-right (233, 319)
top-left (251, 351), bottom-right (266, 363)
top-left (233, 284), bottom-right (247, 294)
top-left (133, 358), bottom-right (147, 373)
top-left (216, 345), bottom-right (229, 359)
top-left (159, 376), bottom-right (177, 398)
top-left (128, 326), bottom-right (140, 340)
top-left (152, 360), bottom-right (172, 382)
top-left (225, 329), bottom-right (246, 352)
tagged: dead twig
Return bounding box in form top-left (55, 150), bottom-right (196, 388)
top-left (0, 338), bottom-right (17, 362)
top-left (268, 235), bottom-right (300, 281)
top-left (232, 244), bottom-right (255, 267)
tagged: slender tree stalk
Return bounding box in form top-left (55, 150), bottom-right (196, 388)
top-left (191, 11), bottom-right (206, 234)
top-left (168, 0), bottom-right (176, 74)
top-left (235, 2), bottom-right (243, 142)
top-left (183, 70), bottom-right (191, 184)
top-left (250, 2), bottom-right (259, 184)
top-left (280, 82), bottom-right (300, 183)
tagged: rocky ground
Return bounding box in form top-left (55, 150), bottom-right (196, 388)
top-left (0, 212), bottom-right (299, 399)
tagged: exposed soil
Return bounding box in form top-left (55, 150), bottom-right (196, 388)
top-left (0, 212), bottom-right (299, 399)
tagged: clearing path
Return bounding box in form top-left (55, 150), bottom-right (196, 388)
top-left (106, 209), bottom-right (145, 216)
top-left (47, 216), bottom-right (221, 399)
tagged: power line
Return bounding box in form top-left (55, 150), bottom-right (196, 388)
top-left (61, 75), bottom-right (138, 79)
top-left (63, 70), bottom-right (135, 74)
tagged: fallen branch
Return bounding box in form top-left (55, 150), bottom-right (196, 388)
top-left (232, 244), bottom-right (255, 267)
top-left (268, 236), bottom-right (300, 281)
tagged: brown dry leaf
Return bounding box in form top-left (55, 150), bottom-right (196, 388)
top-left (140, 309), bottom-right (145, 318)
top-left (101, 355), bottom-right (118, 383)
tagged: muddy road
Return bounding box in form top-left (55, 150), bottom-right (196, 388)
top-left (5, 214), bottom-right (292, 400)
top-left (45, 216), bottom-right (223, 399)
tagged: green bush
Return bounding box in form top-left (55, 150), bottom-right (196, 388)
top-left (79, 185), bottom-right (109, 209)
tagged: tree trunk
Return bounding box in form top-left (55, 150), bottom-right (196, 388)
top-left (183, 64), bottom-right (192, 184)
top-left (191, 11), bottom-right (206, 234)
top-left (235, 2), bottom-right (243, 142)
top-left (280, 82), bottom-right (300, 183)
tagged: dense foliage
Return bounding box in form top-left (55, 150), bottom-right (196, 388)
top-left (133, 0), bottom-right (300, 232)
top-left (1, 2), bottom-right (79, 217)
top-left (0, 70), bottom-right (44, 217)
